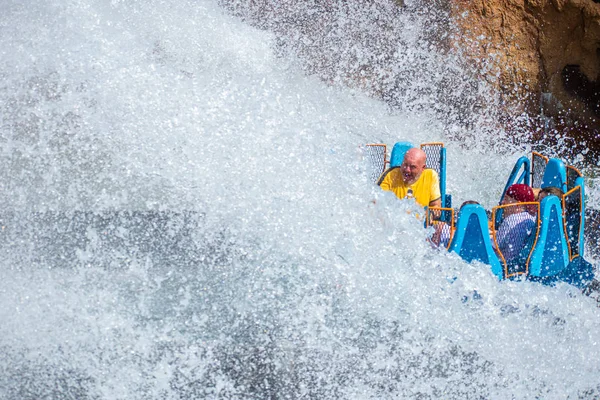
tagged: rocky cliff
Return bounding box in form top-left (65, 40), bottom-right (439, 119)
top-left (450, 0), bottom-right (600, 157)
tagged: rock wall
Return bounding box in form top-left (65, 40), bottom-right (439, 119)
top-left (450, 0), bottom-right (600, 155)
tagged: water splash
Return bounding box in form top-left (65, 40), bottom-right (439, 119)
top-left (1, 0), bottom-right (599, 398)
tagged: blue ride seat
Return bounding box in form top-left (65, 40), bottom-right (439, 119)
top-left (437, 151), bottom-right (593, 289)
top-left (527, 195), bottom-right (569, 278)
top-left (448, 204), bottom-right (503, 280)
top-left (540, 158), bottom-right (567, 193)
top-left (526, 193), bottom-right (594, 288)
top-left (389, 141), bottom-right (414, 168)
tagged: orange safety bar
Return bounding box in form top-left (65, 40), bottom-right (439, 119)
top-left (566, 164), bottom-right (583, 179)
top-left (531, 151), bottom-right (549, 161)
top-left (420, 142), bottom-right (445, 148)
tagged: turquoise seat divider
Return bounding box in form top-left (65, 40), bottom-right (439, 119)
top-left (540, 158), bottom-right (567, 193)
top-left (528, 196), bottom-right (569, 278)
top-left (449, 204), bottom-right (503, 280)
top-left (439, 147), bottom-right (450, 208)
top-left (389, 142), bottom-right (414, 168)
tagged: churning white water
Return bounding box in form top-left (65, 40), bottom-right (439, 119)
top-left (1, 0), bottom-right (599, 398)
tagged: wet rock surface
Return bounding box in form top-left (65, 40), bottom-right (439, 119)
top-left (450, 0), bottom-right (600, 158)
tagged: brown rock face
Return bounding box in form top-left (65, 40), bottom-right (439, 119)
top-left (450, 0), bottom-right (600, 157)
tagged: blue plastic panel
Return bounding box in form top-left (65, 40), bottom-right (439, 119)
top-left (528, 196), bottom-right (569, 277)
top-left (540, 158), bottom-right (567, 193)
top-left (449, 204), bottom-right (503, 280)
top-left (389, 142), bottom-right (414, 168)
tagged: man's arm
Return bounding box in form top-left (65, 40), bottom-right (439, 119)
top-left (427, 197), bottom-right (443, 220)
top-left (429, 198), bottom-right (442, 208)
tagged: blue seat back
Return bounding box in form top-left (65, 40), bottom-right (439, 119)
top-left (449, 204), bottom-right (503, 280)
top-left (389, 142), bottom-right (414, 168)
top-left (528, 196), bottom-right (569, 277)
top-left (540, 158), bottom-right (567, 193)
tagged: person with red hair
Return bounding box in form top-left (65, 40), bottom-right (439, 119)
top-left (493, 184), bottom-right (537, 263)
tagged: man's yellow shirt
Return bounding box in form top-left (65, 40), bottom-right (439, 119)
top-left (378, 168), bottom-right (441, 207)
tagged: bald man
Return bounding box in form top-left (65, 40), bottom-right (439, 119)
top-left (377, 148), bottom-right (442, 208)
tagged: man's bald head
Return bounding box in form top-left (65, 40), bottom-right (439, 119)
top-left (400, 148), bottom-right (427, 185)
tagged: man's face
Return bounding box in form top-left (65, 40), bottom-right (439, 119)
top-left (401, 152), bottom-right (425, 185)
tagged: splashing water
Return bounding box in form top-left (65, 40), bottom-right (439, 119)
top-left (1, 0), bottom-right (599, 399)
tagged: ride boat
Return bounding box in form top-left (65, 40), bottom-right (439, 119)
top-left (366, 142), bottom-right (595, 289)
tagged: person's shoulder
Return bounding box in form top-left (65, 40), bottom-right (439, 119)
top-left (377, 166), bottom-right (402, 185)
top-left (418, 168), bottom-right (439, 186)
top-left (421, 168), bottom-right (439, 179)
